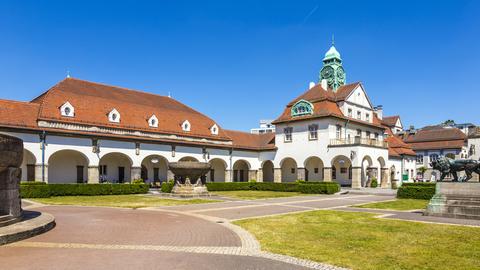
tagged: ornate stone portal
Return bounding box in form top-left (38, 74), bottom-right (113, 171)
top-left (168, 161), bottom-right (211, 197)
top-left (0, 134), bottom-right (23, 226)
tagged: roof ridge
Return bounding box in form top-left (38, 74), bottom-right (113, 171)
top-left (0, 99), bottom-right (40, 106)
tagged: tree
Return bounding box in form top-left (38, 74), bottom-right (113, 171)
top-left (418, 166), bottom-right (427, 179)
top-left (443, 120), bottom-right (455, 126)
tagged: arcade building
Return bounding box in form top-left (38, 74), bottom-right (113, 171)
top-left (0, 44), bottom-right (416, 188)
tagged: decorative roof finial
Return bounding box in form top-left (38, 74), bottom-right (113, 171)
top-left (66, 70), bottom-right (71, 78)
top-left (332, 34), bottom-right (335, 46)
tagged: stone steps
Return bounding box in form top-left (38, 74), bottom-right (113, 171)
top-left (0, 215), bottom-right (20, 228)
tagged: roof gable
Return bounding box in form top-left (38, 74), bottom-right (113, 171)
top-left (343, 83), bottom-right (373, 109)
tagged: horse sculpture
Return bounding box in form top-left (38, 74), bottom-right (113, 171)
top-left (430, 156), bottom-right (480, 182)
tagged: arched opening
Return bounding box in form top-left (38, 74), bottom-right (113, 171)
top-left (208, 158), bottom-right (227, 182)
top-left (99, 152), bottom-right (133, 183)
top-left (377, 156), bottom-right (387, 187)
top-left (21, 149), bottom-right (36, 182)
top-left (48, 150), bottom-right (89, 183)
top-left (141, 155), bottom-right (169, 185)
top-left (331, 155), bottom-right (352, 187)
top-left (361, 156), bottom-right (374, 187)
top-left (304, 157), bottom-right (324, 182)
top-left (280, 158), bottom-right (297, 183)
top-left (262, 160), bottom-right (274, 182)
top-left (179, 156), bottom-right (199, 162)
top-left (233, 160), bottom-right (250, 182)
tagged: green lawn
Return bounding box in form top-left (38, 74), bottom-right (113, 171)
top-left (211, 190), bottom-right (307, 200)
top-left (32, 195), bottom-right (220, 209)
top-left (354, 199), bottom-right (430, 211)
top-left (235, 210), bottom-right (480, 270)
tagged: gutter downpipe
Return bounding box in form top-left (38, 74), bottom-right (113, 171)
top-left (40, 131), bottom-right (46, 183)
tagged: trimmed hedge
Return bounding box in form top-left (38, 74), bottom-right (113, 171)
top-left (161, 181), bottom-right (175, 193)
top-left (251, 182), bottom-right (299, 192)
top-left (20, 181), bottom-right (47, 186)
top-left (298, 182), bottom-right (340, 194)
top-left (20, 183), bottom-right (149, 198)
top-left (397, 183), bottom-right (436, 200)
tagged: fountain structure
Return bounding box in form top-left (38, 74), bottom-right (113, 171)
top-left (168, 161), bottom-right (211, 197)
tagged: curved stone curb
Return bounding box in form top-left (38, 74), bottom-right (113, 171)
top-left (0, 211), bottom-right (55, 245)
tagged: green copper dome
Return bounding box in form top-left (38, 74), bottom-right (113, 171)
top-left (323, 45), bottom-right (341, 61)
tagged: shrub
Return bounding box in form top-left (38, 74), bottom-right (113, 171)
top-left (20, 183), bottom-right (149, 198)
top-left (298, 182), bottom-right (340, 194)
top-left (132, 179), bottom-right (144, 184)
top-left (249, 179), bottom-right (257, 183)
top-left (161, 181), bottom-right (175, 193)
top-left (370, 177), bottom-right (378, 188)
top-left (251, 182), bottom-right (299, 192)
top-left (295, 180), bottom-right (306, 184)
top-left (397, 184), bottom-right (435, 200)
top-left (20, 181), bottom-right (46, 186)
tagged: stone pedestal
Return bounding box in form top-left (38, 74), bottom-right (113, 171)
top-left (323, 167), bottom-right (332, 182)
top-left (88, 166), bottom-right (99, 183)
top-left (425, 182), bottom-right (480, 220)
top-left (351, 167), bottom-right (362, 189)
top-left (273, 168), bottom-right (282, 183)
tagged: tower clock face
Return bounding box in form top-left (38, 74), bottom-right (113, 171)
top-left (336, 67), bottom-right (345, 83)
top-left (321, 66), bottom-right (334, 80)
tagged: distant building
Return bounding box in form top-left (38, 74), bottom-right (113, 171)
top-left (250, 120), bottom-right (275, 134)
top-left (381, 115), bottom-right (403, 134)
top-left (468, 127), bottom-right (480, 181)
top-left (454, 123), bottom-right (476, 135)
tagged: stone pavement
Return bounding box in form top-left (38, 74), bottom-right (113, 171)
top-left (2, 193), bottom-right (477, 270)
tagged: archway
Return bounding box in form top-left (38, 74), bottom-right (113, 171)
top-left (262, 160), bottom-right (274, 182)
top-left (48, 150), bottom-right (89, 183)
top-left (233, 160), bottom-right (250, 182)
top-left (99, 152), bottom-right (133, 183)
top-left (208, 158), bottom-right (227, 182)
top-left (179, 156), bottom-right (199, 162)
top-left (304, 157), bottom-right (324, 182)
top-left (280, 158), bottom-right (297, 183)
top-left (21, 149), bottom-right (36, 182)
top-left (141, 155), bottom-right (169, 185)
top-left (361, 156), bottom-right (374, 187)
top-left (331, 155), bottom-right (352, 187)
top-left (377, 156), bottom-right (387, 187)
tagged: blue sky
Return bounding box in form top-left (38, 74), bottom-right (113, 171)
top-left (0, 0), bottom-right (479, 131)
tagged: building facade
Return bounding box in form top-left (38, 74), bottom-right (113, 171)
top-left (2, 44), bottom-right (414, 188)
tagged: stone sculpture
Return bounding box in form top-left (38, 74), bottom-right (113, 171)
top-left (168, 161), bottom-right (211, 197)
top-left (0, 134), bottom-right (23, 224)
top-left (430, 156), bottom-right (480, 182)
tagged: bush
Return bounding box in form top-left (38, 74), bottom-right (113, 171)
top-left (397, 183), bottom-right (436, 200)
top-left (161, 181), bottom-right (175, 193)
top-left (132, 179), bottom-right (144, 184)
top-left (370, 177), bottom-right (378, 188)
top-left (298, 182), bottom-right (340, 194)
top-left (20, 183), bottom-right (149, 198)
top-left (251, 182), bottom-right (299, 192)
top-left (20, 181), bottom-right (46, 185)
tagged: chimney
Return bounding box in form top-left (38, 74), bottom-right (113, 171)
top-left (374, 105), bottom-right (383, 120)
top-left (321, 79), bottom-right (328, 91)
top-left (309, 81), bottom-right (315, 89)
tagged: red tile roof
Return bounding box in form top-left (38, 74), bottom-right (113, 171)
top-left (382, 115), bottom-right (400, 127)
top-left (0, 99), bottom-right (40, 129)
top-left (401, 125), bottom-right (466, 151)
top-left (273, 82), bottom-right (384, 129)
top-left (223, 130), bottom-right (276, 150)
top-left (383, 127), bottom-right (416, 157)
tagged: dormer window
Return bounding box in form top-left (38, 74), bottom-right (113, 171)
top-left (210, 124), bottom-right (219, 135)
top-left (148, 115), bottom-right (158, 128)
top-left (108, 109), bottom-right (120, 123)
top-left (291, 99), bottom-right (314, 117)
top-left (182, 120), bottom-right (191, 132)
top-left (60, 102), bottom-right (74, 117)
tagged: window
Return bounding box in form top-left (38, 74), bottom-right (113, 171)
top-left (284, 127), bottom-right (293, 142)
top-left (291, 100), bottom-right (314, 117)
top-left (314, 168), bottom-right (319, 174)
top-left (148, 115), bottom-right (158, 128)
top-left (366, 113), bottom-right (370, 121)
top-left (336, 125), bottom-right (342, 139)
top-left (182, 120), bottom-right (191, 132)
top-left (429, 154), bottom-right (439, 162)
top-left (348, 108), bottom-right (353, 117)
top-left (291, 168), bottom-right (295, 174)
top-left (357, 111), bottom-right (361, 120)
top-left (308, 124), bottom-right (318, 140)
top-left (60, 102), bottom-right (74, 117)
top-left (366, 131), bottom-right (371, 138)
top-left (332, 167), bottom-right (336, 180)
top-left (108, 109), bottom-right (120, 123)
top-left (416, 155), bottom-right (423, 164)
top-left (210, 124), bottom-right (219, 135)
top-left (356, 129), bottom-right (362, 138)
top-left (374, 133), bottom-right (379, 140)
top-left (340, 167), bottom-right (347, 174)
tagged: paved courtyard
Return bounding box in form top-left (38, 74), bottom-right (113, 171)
top-left (1, 194), bottom-right (478, 270)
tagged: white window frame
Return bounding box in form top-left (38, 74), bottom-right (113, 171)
top-left (182, 120), bottom-right (191, 132)
top-left (108, 109), bottom-right (120, 123)
top-left (148, 115), bottom-right (158, 128)
top-left (210, 124), bottom-right (219, 135)
top-left (284, 127), bottom-right (293, 142)
top-left (60, 102), bottom-right (75, 117)
top-left (308, 124), bottom-right (318, 140)
top-left (416, 155), bottom-right (423, 164)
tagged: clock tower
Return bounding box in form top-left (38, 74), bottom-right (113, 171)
top-left (319, 42), bottom-right (346, 92)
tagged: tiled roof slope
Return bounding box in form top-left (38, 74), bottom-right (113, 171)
top-left (0, 99), bottom-right (40, 129)
top-left (382, 115), bottom-right (400, 127)
top-left (383, 127), bottom-right (416, 157)
top-left (33, 78), bottom-right (231, 141)
top-left (401, 125), bottom-right (466, 151)
top-left (223, 130), bottom-right (276, 150)
top-left (468, 127), bottom-right (480, 138)
top-left (273, 82), bottom-right (384, 129)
